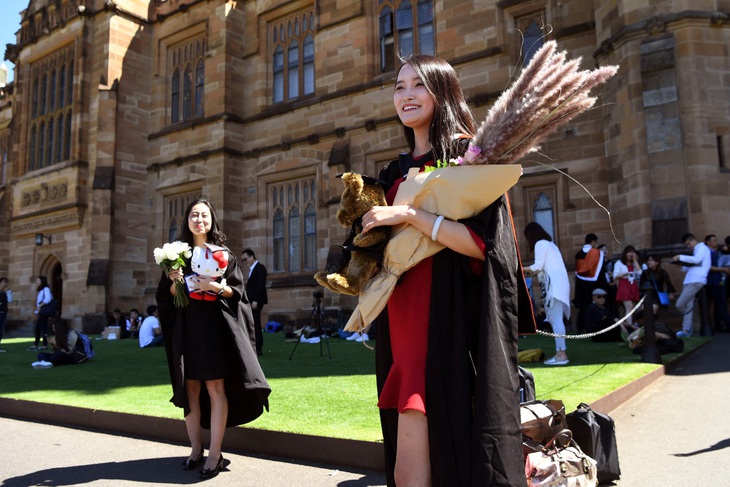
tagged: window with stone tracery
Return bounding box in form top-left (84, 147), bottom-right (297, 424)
top-left (271, 9), bottom-right (315, 104)
top-left (163, 190), bottom-right (202, 243)
top-left (270, 177), bottom-right (317, 273)
top-left (169, 34), bottom-right (206, 124)
top-left (27, 45), bottom-right (74, 172)
top-left (514, 10), bottom-right (546, 66)
top-left (378, 0), bottom-right (434, 73)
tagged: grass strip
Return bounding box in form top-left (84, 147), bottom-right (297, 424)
top-left (0, 332), bottom-right (708, 442)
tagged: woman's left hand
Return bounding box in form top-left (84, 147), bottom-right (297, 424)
top-left (192, 275), bottom-right (219, 293)
top-left (361, 205), bottom-right (412, 233)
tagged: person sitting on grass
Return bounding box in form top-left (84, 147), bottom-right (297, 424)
top-left (139, 305), bottom-right (163, 348)
top-left (584, 288), bottom-right (622, 342)
top-left (32, 318), bottom-right (83, 368)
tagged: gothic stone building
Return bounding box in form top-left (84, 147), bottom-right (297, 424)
top-left (1, 0), bottom-right (729, 332)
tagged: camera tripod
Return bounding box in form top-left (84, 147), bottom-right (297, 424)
top-left (289, 291), bottom-right (332, 360)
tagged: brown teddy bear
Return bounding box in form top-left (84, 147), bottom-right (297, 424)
top-left (315, 172), bottom-right (391, 296)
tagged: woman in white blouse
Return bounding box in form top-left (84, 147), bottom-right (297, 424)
top-left (30, 276), bottom-right (53, 350)
top-left (524, 222), bottom-right (571, 365)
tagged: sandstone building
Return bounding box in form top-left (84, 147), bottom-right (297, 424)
top-left (1, 0), bottom-right (728, 331)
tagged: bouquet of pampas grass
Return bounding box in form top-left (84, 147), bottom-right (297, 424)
top-left (344, 41), bottom-right (618, 332)
top-left (466, 40), bottom-right (618, 166)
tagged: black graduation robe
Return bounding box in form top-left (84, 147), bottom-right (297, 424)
top-left (156, 248), bottom-right (271, 428)
top-left (377, 154), bottom-right (536, 486)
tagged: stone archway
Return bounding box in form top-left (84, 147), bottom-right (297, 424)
top-left (39, 255), bottom-right (63, 316)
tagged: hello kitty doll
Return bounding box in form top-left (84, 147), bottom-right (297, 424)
top-left (185, 243), bottom-right (229, 301)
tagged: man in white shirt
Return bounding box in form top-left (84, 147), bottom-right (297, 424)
top-left (139, 305), bottom-right (163, 348)
top-left (672, 233), bottom-right (711, 337)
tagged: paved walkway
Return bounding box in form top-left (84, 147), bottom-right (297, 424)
top-left (2, 335), bottom-right (728, 486)
top-left (611, 332), bottom-right (730, 485)
top-left (0, 416), bottom-right (386, 486)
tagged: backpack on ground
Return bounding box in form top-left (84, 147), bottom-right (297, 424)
top-left (74, 331), bottom-right (95, 363)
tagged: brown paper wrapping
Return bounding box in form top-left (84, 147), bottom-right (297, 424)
top-left (344, 164), bottom-right (522, 332)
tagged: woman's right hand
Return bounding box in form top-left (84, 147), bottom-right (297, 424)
top-left (169, 268), bottom-right (183, 281)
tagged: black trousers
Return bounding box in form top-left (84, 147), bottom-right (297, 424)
top-left (35, 314), bottom-right (49, 347)
top-left (253, 306), bottom-right (264, 354)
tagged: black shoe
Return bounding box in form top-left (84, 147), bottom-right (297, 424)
top-left (199, 455), bottom-right (224, 479)
top-left (181, 450), bottom-right (203, 470)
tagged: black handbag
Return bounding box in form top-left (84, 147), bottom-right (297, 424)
top-left (39, 298), bottom-right (59, 317)
top-left (565, 403), bottom-right (621, 483)
top-left (518, 365), bottom-right (536, 403)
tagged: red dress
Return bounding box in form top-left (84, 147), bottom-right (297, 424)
top-left (377, 161), bottom-right (484, 414)
top-left (615, 264), bottom-right (640, 302)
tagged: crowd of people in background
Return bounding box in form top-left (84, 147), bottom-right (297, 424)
top-left (523, 227), bottom-right (730, 365)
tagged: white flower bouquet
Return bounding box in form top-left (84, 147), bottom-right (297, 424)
top-left (154, 241), bottom-right (193, 308)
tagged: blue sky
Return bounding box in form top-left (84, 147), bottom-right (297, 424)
top-left (1, 0), bottom-right (30, 83)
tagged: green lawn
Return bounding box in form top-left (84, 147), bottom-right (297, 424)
top-left (0, 332), bottom-right (709, 442)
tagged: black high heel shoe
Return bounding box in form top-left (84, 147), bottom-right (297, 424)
top-left (199, 455), bottom-right (224, 479)
top-left (181, 450), bottom-right (204, 470)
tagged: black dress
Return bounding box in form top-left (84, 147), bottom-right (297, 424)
top-left (156, 247), bottom-right (271, 428)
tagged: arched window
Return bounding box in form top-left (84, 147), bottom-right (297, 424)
top-left (533, 192), bottom-right (555, 240)
top-left (27, 46), bottom-right (75, 173)
top-left (379, 0), bottom-right (434, 72)
top-left (522, 20), bottom-right (544, 66)
top-left (168, 35), bottom-right (206, 124)
top-left (270, 177), bottom-right (317, 273)
top-left (270, 9), bottom-right (315, 104)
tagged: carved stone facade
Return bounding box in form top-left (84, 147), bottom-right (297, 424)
top-left (0, 0), bottom-right (729, 332)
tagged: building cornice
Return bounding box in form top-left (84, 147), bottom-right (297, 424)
top-left (594, 10), bottom-right (730, 62)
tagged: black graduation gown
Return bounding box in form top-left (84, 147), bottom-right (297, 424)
top-left (376, 154), bottom-right (536, 486)
top-left (156, 248), bottom-right (271, 428)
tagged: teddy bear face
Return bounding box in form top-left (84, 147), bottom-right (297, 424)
top-left (336, 172), bottom-right (387, 228)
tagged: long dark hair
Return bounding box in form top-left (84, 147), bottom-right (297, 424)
top-left (36, 275), bottom-right (49, 293)
top-left (178, 198), bottom-right (227, 248)
top-left (397, 55), bottom-right (476, 163)
top-left (51, 317), bottom-right (69, 351)
top-left (523, 222), bottom-right (552, 251)
top-left (620, 245), bottom-right (639, 266)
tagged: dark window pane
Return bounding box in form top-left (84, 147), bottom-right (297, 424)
top-left (171, 68), bottom-right (180, 123)
top-left (29, 125), bottom-right (36, 170)
top-left (522, 21), bottom-right (544, 66)
top-left (273, 46), bottom-right (284, 103)
top-left (288, 41), bottom-right (299, 99)
top-left (289, 207), bottom-right (301, 272)
top-left (195, 59), bottom-right (204, 116)
top-left (64, 112), bottom-right (72, 160)
top-left (183, 64), bottom-right (193, 120)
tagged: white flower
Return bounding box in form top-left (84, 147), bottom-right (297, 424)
top-left (153, 247), bottom-right (166, 265)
